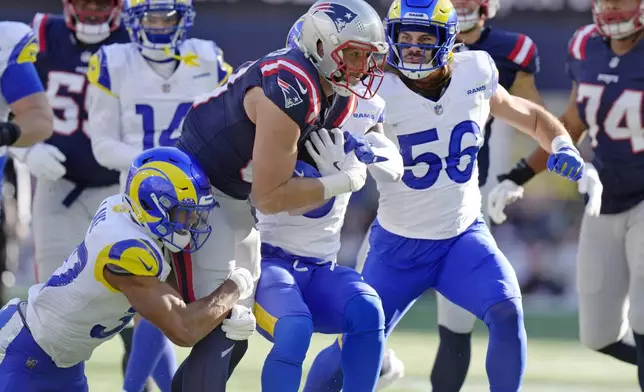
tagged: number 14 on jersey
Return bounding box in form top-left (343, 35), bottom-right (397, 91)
top-left (135, 102), bottom-right (192, 150)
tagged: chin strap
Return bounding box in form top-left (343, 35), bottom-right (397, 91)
top-left (163, 47), bottom-right (200, 67)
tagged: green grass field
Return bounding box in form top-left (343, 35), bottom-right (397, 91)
top-left (81, 295), bottom-right (637, 391)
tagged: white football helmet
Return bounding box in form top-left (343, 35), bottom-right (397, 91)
top-left (297, 0), bottom-right (389, 100)
top-left (593, 0), bottom-right (644, 39)
top-left (452, 0), bottom-right (500, 32)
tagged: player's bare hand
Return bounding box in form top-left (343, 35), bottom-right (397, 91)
top-left (487, 179), bottom-right (524, 224)
top-left (577, 162), bottom-right (602, 217)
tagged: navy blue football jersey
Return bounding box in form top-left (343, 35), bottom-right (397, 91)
top-left (177, 47), bottom-right (356, 199)
top-left (465, 26), bottom-right (540, 186)
top-left (32, 13), bottom-right (130, 194)
top-left (567, 24), bottom-right (644, 214)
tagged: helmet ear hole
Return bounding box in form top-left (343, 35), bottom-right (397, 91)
top-left (316, 40), bottom-right (324, 57)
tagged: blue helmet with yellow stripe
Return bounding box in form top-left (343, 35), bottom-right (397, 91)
top-left (123, 0), bottom-right (195, 61)
top-left (124, 146), bottom-right (216, 253)
top-left (385, 0), bottom-right (459, 80)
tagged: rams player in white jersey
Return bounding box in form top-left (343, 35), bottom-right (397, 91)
top-left (87, 0), bottom-right (231, 191)
top-left (304, 0), bottom-right (585, 391)
top-left (84, 1), bottom-right (231, 390)
top-left (0, 147), bottom-right (254, 392)
top-left (252, 18), bottom-right (403, 392)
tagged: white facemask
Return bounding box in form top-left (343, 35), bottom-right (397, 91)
top-left (74, 22), bottom-right (110, 44)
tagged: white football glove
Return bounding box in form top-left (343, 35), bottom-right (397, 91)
top-left (228, 267), bottom-right (254, 300)
top-left (487, 179), bottom-right (525, 225)
top-left (221, 304), bottom-right (256, 341)
top-left (305, 128), bottom-right (367, 192)
top-left (13, 143), bottom-right (66, 181)
top-left (577, 162), bottom-right (602, 217)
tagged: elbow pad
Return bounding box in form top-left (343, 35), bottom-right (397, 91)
top-left (0, 122), bottom-right (21, 147)
top-left (365, 132), bottom-right (403, 183)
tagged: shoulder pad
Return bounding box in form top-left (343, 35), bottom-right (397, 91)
top-left (507, 33), bottom-right (538, 73)
top-left (461, 50), bottom-right (499, 99)
top-left (0, 22), bottom-right (39, 67)
top-left (260, 55), bottom-right (323, 126)
top-left (94, 238), bottom-right (164, 292)
top-left (86, 44), bottom-right (126, 97)
top-left (30, 13), bottom-right (50, 54)
top-left (568, 24), bottom-right (599, 61)
top-left (184, 39), bottom-right (233, 86)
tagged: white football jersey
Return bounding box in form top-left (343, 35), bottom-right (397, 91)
top-left (377, 50), bottom-right (498, 240)
top-left (87, 38), bottom-right (230, 186)
top-left (0, 22), bottom-right (39, 159)
top-left (256, 95), bottom-right (385, 260)
top-left (25, 195), bottom-right (171, 368)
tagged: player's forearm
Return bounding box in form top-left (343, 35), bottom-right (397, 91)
top-left (503, 114), bottom-right (584, 185)
top-left (532, 106), bottom-right (572, 154)
top-left (10, 106), bottom-right (53, 147)
top-left (173, 279), bottom-right (240, 346)
top-left (252, 177), bottom-right (328, 215)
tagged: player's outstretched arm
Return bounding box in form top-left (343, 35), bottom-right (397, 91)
top-left (250, 89), bottom-right (364, 214)
top-left (490, 84), bottom-right (571, 152)
top-left (105, 268), bottom-right (249, 347)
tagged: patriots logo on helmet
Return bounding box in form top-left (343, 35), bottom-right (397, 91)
top-left (312, 2), bottom-right (358, 33)
top-left (277, 77), bottom-right (304, 109)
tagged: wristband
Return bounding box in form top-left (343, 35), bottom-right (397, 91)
top-left (0, 122), bottom-right (21, 147)
top-left (497, 158), bottom-right (536, 186)
top-left (318, 172), bottom-right (352, 199)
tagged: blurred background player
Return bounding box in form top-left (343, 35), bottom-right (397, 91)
top-left (304, 0), bottom-right (585, 391)
top-left (84, 0), bottom-right (231, 391)
top-left (252, 16), bottom-right (403, 392)
top-left (173, 0), bottom-right (388, 389)
top-left (0, 20), bottom-right (54, 305)
top-left (8, 1), bottom-right (141, 389)
top-left (488, 0), bottom-right (644, 389)
top-left (0, 146), bottom-right (255, 392)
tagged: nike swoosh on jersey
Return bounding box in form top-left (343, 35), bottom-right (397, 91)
top-left (294, 169), bottom-right (305, 177)
top-left (138, 257), bottom-right (154, 272)
top-left (295, 78), bottom-right (308, 94)
top-left (333, 161), bottom-right (341, 171)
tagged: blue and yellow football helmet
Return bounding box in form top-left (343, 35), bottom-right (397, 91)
top-left (385, 0), bottom-right (459, 79)
top-left (124, 147), bottom-right (216, 253)
top-left (123, 0), bottom-right (195, 57)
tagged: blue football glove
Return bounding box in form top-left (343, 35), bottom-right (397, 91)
top-left (343, 131), bottom-right (389, 164)
top-left (547, 146), bottom-right (584, 181)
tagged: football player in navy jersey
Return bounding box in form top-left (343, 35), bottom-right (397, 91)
top-left (489, 0), bottom-right (644, 389)
top-left (8, 2), bottom-right (156, 391)
top-left (171, 0), bottom-right (388, 390)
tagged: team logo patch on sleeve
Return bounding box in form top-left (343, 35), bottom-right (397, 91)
top-left (312, 2), bottom-right (357, 33)
top-left (278, 77), bottom-right (304, 108)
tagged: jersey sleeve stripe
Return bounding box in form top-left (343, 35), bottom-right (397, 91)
top-left (31, 13), bottom-right (48, 53)
top-left (570, 24), bottom-right (597, 60)
top-left (509, 35), bottom-right (535, 66)
top-left (260, 59), bottom-right (321, 124)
